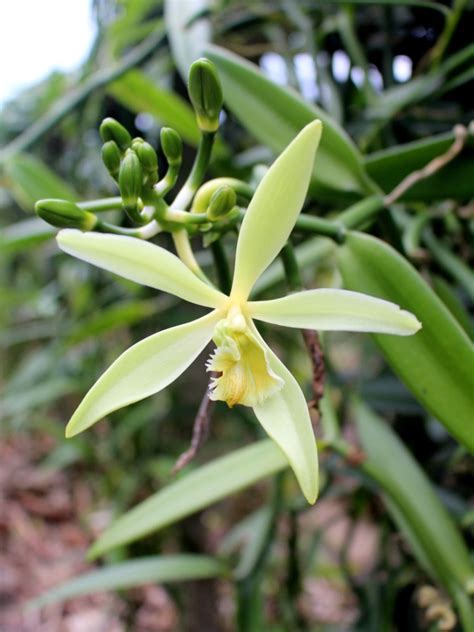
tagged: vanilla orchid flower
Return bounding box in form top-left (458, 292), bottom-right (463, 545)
top-left (56, 121), bottom-right (421, 503)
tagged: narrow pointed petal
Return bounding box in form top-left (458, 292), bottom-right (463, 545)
top-left (65, 310), bottom-right (221, 437)
top-left (231, 121), bottom-right (322, 302)
top-left (250, 323), bottom-right (319, 503)
top-left (57, 230), bottom-right (227, 309)
top-left (248, 289), bottom-right (421, 335)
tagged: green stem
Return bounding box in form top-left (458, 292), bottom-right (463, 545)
top-left (338, 195), bottom-right (385, 230)
top-left (0, 26), bottom-right (165, 161)
top-left (172, 132), bottom-right (216, 211)
top-left (236, 473), bottom-right (284, 632)
top-left (211, 240), bottom-right (232, 294)
top-left (280, 242), bottom-right (303, 291)
top-left (78, 197), bottom-right (122, 212)
top-left (173, 229), bottom-right (211, 283)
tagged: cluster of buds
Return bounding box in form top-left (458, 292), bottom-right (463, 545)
top-left (35, 58), bottom-right (233, 240)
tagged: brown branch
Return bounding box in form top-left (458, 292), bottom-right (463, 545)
top-left (172, 384), bottom-right (215, 474)
top-left (302, 329), bottom-right (325, 423)
top-left (383, 124), bottom-right (469, 206)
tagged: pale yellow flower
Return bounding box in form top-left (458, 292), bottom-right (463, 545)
top-left (57, 121), bottom-right (420, 503)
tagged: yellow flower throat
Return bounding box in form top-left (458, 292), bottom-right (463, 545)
top-left (206, 305), bottom-right (283, 407)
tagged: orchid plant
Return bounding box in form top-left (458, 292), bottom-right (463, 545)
top-left (56, 120), bottom-right (421, 503)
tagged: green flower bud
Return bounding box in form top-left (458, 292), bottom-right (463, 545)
top-left (135, 141), bottom-right (159, 185)
top-left (160, 127), bottom-right (182, 166)
top-left (35, 199), bottom-right (97, 231)
top-left (101, 141), bottom-right (121, 179)
top-left (131, 137), bottom-right (144, 152)
top-left (119, 149), bottom-right (142, 212)
top-left (99, 117), bottom-right (132, 151)
top-left (206, 185), bottom-right (237, 220)
top-left (188, 58), bottom-right (223, 132)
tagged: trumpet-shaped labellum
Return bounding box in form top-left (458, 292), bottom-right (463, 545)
top-left (57, 120), bottom-right (421, 503)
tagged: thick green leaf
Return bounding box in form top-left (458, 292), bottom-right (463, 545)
top-left (365, 132), bottom-right (474, 200)
top-left (431, 275), bottom-right (474, 341)
top-left (89, 440), bottom-right (287, 558)
top-left (108, 70), bottom-right (200, 146)
top-left (352, 399), bottom-right (474, 598)
top-left (337, 232), bottom-right (474, 451)
top-left (205, 45), bottom-right (376, 202)
top-left (27, 555), bottom-right (226, 609)
top-left (164, 0), bottom-right (212, 80)
top-left (3, 153), bottom-right (77, 210)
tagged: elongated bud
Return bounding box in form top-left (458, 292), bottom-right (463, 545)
top-left (36, 199), bottom-right (97, 231)
top-left (135, 141), bottom-right (159, 185)
top-left (188, 59), bottom-right (223, 132)
top-left (207, 185), bottom-right (236, 220)
top-left (160, 127), bottom-right (182, 166)
top-left (99, 117), bottom-right (132, 151)
top-left (119, 149), bottom-right (142, 212)
top-left (101, 141), bottom-right (121, 179)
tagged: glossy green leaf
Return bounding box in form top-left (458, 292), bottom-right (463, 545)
top-left (165, 0), bottom-right (212, 80)
top-left (352, 399), bottom-right (474, 596)
top-left (89, 440), bottom-right (287, 558)
top-left (365, 132), bottom-right (474, 201)
top-left (338, 232), bottom-right (474, 451)
top-left (27, 555), bottom-right (226, 609)
top-left (3, 153), bottom-right (77, 210)
top-left (431, 275), bottom-right (474, 341)
top-left (205, 45), bottom-right (376, 202)
top-left (108, 70), bottom-right (200, 146)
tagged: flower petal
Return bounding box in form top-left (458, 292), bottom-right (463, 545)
top-left (57, 230), bottom-right (227, 308)
top-left (250, 323), bottom-right (319, 504)
top-left (65, 310), bottom-right (221, 437)
top-left (248, 289), bottom-right (421, 335)
top-left (231, 121), bottom-right (322, 302)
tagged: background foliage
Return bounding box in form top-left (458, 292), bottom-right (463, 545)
top-left (1, 1), bottom-right (473, 630)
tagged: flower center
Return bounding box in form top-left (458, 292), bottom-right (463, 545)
top-left (206, 306), bottom-right (283, 407)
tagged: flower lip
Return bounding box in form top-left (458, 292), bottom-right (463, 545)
top-left (206, 307), bottom-right (284, 408)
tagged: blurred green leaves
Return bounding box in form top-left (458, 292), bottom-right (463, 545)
top-left (338, 232), bottom-right (474, 451)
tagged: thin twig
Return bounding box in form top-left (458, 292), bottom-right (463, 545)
top-left (383, 124), bottom-right (469, 206)
top-left (172, 383), bottom-right (215, 473)
top-left (302, 329), bottom-right (325, 423)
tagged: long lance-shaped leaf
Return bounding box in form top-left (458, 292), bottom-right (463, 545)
top-left (88, 440), bottom-right (288, 558)
top-left (3, 153), bottom-right (78, 210)
top-left (351, 400), bottom-right (474, 607)
top-left (365, 131), bottom-right (474, 201)
top-left (205, 45), bottom-right (376, 202)
top-left (338, 232), bottom-right (474, 451)
top-left (27, 555), bottom-right (226, 609)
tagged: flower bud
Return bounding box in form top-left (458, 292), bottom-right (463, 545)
top-left (119, 149), bottom-right (142, 212)
top-left (35, 199), bottom-right (97, 231)
top-left (135, 141), bottom-right (159, 185)
top-left (188, 59), bottom-right (223, 132)
top-left (99, 117), bottom-right (132, 151)
top-left (160, 127), bottom-right (182, 166)
top-left (101, 141), bottom-right (121, 179)
top-left (206, 185), bottom-right (236, 220)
